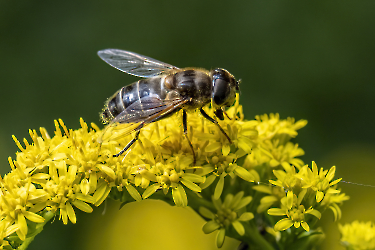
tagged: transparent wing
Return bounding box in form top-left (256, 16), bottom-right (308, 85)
top-left (97, 49), bottom-right (179, 78)
top-left (98, 96), bottom-right (189, 143)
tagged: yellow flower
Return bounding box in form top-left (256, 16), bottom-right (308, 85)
top-left (199, 192), bottom-right (254, 248)
top-left (339, 221), bottom-right (375, 250)
top-left (242, 114), bottom-right (307, 170)
top-left (0, 175), bottom-right (46, 241)
top-left (267, 190), bottom-right (321, 232)
top-left (296, 161), bottom-right (342, 202)
top-left (266, 161), bottom-right (346, 231)
top-left (269, 165), bottom-right (300, 189)
top-left (255, 113), bottom-right (307, 141)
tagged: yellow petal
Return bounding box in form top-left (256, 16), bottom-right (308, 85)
top-left (142, 183), bottom-right (161, 199)
top-left (93, 181), bottom-right (110, 205)
top-left (134, 174), bottom-right (142, 187)
top-left (23, 211), bottom-right (45, 223)
top-left (222, 144), bottom-right (231, 156)
top-left (274, 218), bottom-right (294, 231)
top-left (180, 178), bottom-right (201, 193)
top-left (97, 164), bottom-right (116, 180)
top-left (216, 228), bottom-right (226, 248)
top-left (17, 213), bottom-right (28, 237)
top-left (205, 142), bottom-right (222, 153)
top-left (80, 179), bottom-right (90, 195)
top-left (306, 208), bottom-right (321, 219)
top-left (31, 173), bottom-right (50, 180)
top-left (326, 166), bottom-right (336, 182)
top-left (72, 200), bottom-right (93, 213)
top-left (214, 174), bottom-right (225, 200)
top-left (67, 165), bottom-right (78, 182)
top-left (237, 137), bottom-right (253, 153)
top-left (172, 184), bottom-right (187, 207)
top-left (96, 185), bottom-right (111, 206)
top-left (312, 161), bottom-right (318, 174)
top-left (238, 212), bottom-right (254, 222)
top-left (60, 208), bottom-right (68, 225)
top-left (202, 220), bottom-right (220, 234)
top-left (28, 202), bottom-right (48, 213)
top-left (301, 221), bottom-right (310, 231)
top-left (286, 191), bottom-right (293, 209)
top-left (5, 224), bottom-right (19, 237)
top-left (253, 184), bottom-right (272, 194)
top-left (330, 178), bottom-right (342, 186)
top-left (89, 172), bottom-right (97, 193)
top-left (316, 191), bottom-right (324, 202)
top-left (66, 202), bottom-right (76, 224)
top-left (234, 166), bottom-right (255, 182)
top-left (182, 173), bottom-right (205, 183)
top-left (200, 175), bottom-right (216, 189)
top-left (16, 228), bottom-right (26, 242)
top-left (75, 193), bottom-right (96, 204)
top-left (260, 196), bottom-right (278, 204)
top-left (268, 208), bottom-right (287, 216)
top-left (232, 220), bottom-right (245, 236)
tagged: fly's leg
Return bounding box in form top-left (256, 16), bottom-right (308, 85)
top-left (114, 130), bottom-right (141, 157)
top-left (200, 108), bottom-right (232, 144)
top-left (215, 108), bottom-right (233, 120)
top-left (183, 110), bottom-right (196, 165)
top-left (223, 110), bottom-right (232, 120)
top-left (214, 108), bottom-right (225, 120)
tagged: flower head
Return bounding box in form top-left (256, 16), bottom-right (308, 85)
top-left (242, 114), bottom-right (307, 170)
top-left (267, 161), bottom-right (347, 233)
top-left (296, 161), bottom-right (342, 202)
top-left (199, 192), bottom-right (254, 248)
top-left (268, 190), bottom-right (321, 232)
top-left (339, 221), bottom-right (375, 250)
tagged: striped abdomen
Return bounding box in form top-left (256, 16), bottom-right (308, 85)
top-left (100, 76), bottom-right (167, 124)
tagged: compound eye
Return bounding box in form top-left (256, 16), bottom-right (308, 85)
top-left (212, 78), bottom-right (230, 106)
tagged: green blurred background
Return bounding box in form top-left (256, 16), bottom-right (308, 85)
top-left (1, 1), bottom-right (375, 249)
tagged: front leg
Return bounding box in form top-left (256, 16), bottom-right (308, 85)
top-left (200, 108), bottom-right (232, 144)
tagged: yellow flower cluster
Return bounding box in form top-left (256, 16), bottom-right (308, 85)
top-left (243, 113), bottom-right (307, 170)
top-left (266, 162), bottom-right (349, 232)
top-left (0, 95), bottom-right (348, 249)
top-left (339, 221), bottom-right (375, 250)
top-left (0, 97), bottom-right (249, 247)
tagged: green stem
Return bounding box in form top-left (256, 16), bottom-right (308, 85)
top-left (227, 222), bottom-right (275, 250)
top-left (184, 189), bottom-right (215, 212)
top-left (17, 211), bottom-right (55, 250)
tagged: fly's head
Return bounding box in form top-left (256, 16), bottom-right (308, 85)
top-left (210, 68), bottom-right (239, 109)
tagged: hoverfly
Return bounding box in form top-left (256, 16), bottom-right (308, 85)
top-left (97, 49), bottom-right (239, 163)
